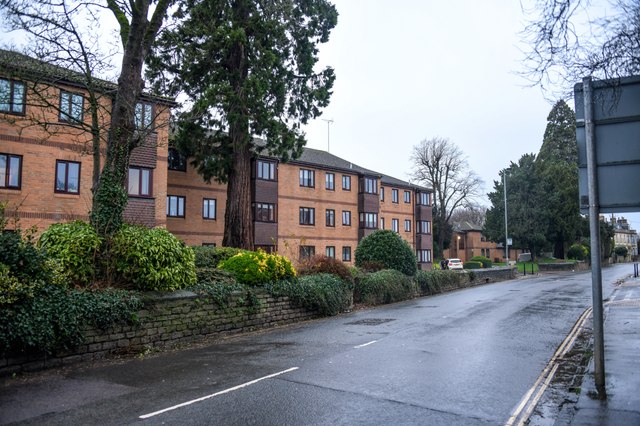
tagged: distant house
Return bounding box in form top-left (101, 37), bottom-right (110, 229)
top-left (443, 221), bottom-right (523, 263)
top-left (609, 216), bottom-right (639, 260)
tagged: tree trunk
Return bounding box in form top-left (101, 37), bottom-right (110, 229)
top-left (223, 142), bottom-right (254, 249)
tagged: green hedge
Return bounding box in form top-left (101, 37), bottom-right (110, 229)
top-left (354, 269), bottom-right (416, 305)
top-left (355, 230), bottom-right (417, 276)
top-left (218, 250), bottom-right (295, 285)
top-left (470, 256), bottom-right (492, 268)
top-left (463, 261), bottom-right (483, 269)
top-left (192, 246), bottom-right (247, 268)
top-left (266, 274), bottom-right (352, 316)
top-left (415, 270), bottom-right (463, 294)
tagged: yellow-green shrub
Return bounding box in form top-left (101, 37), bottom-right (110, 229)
top-left (218, 250), bottom-right (296, 285)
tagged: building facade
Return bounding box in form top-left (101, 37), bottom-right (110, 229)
top-left (1, 50), bottom-right (434, 270)
top-left (610, 216), bottom-right (639, 260)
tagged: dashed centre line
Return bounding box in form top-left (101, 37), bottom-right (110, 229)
top-left (354, 340), bottom-right (378, 349)
top-left (139, 367), bottom-right (299, 419)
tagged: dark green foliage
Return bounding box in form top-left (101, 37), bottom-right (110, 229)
top-left (355, 230), bottom-right (418, 276)
top-left (297, 255), bottom-right (352, 282)
top-left (354, 269), bottom-right (416, 305)
top-left (614, 245), bottom-right (629, 257)
top-left (266, 274), bottom-right (352, 316)
top-left (0, 284), bottom-right (142, 356)
top-left (38, 221), bottom-right (102, 286)
top-left (196, 268), bottom-right (237, 286)
top-left (567, 243), bottom-right (589, 260)
top-left (109, 225), bottom-right (197, 291)
top-left (414, 270), bottom-right (463, 295)
top-left (470, 256), bottom-right (492, 268)
top-left (0, 229), bottom-right (48, 283)
top-left (192, 246), bottom-right (247, 268)
top-left (463, 261), bottom-right (483, 269)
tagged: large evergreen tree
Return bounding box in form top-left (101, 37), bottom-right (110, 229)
top-left (147, 0), bottom-right (337, 249)
top-left (536, 100), bottom-right (580, 259)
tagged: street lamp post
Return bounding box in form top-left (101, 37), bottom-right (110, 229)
top-left (504, 170), bottom-right (509, 264)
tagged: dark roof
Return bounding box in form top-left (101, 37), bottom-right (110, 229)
top-left (0, 49), bottom-right (175, 106)
top-left (454, 221), bottom-right (484, 232)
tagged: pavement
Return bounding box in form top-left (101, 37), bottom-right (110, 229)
top-left (565, 274), bottom-right (640, 425)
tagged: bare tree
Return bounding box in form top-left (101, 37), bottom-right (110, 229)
top-left (411, 137), bottom-right (483, 257)
top-left (450, 205), bottom-right (487, 227)
top-left (521, 0), bottom-right (640, 94)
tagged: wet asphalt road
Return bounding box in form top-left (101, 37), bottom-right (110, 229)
top-left (0, 265), bottom-right (632, 425)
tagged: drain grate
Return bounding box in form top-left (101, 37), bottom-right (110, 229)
top-left (345, 318), bottom-right (395, 326)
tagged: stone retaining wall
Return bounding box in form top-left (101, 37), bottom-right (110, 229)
top-left (539, 262), bottom-right (588, 272)
top-left (1, 290), bottom-right (318, 376)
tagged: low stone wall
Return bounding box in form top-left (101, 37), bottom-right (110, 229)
top-left (0, 290), bottom-right (318, 376)
top-left (539, 262), bottom-right (588, 272)
top-left (469, 266), bottom-right (518, 283)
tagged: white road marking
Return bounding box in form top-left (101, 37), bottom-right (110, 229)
top-left (354, 340), bottom-right (378, 349)
top-left (139, 367), bottom-right (299, 419)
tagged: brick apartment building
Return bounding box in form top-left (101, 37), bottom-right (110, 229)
top-left (1, 50), bottom-right (434, 270)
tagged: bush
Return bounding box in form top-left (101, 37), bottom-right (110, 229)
top-left (470, 256), bottom-right (492, 268)
top-left (354, 269), bottom-right (416, 305)
top-left (110, 225), bottom-right (197, 291)
top-left (355, 230), bottom-right (417, 276)
top-left (463, 261), bottom-right (483, 269)
top-left (192, 246), bottom-right (247, 268)
top-left (567, 243), bottom-right (589, 261)
top-left (0, 229), bottom-right (48, 283)
top-left (614, 245), bottom-right (628, 257)
top-left (196, 268), bottom-right (238, 286)
top-left (297, 255), bottom-right (352, 282)
top-left (218, 250), bottom-right (295, 285)
top-left (415, 270), bottom-right (463, 294)
top-left (38, 221), bottom-right (102, 286)
top-left (266, 274), bottom-right (352, 316)
top-left (0, 284), bottom-right (142, 355)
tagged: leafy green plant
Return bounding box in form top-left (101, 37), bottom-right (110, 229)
top-left (109, 225), bottom-right (197, 291)
top-left (0, 228), bottom-right (48, 283)
top-left (463, 261), bottom-right (483, 269)
top-left (414, 270), bottom-right (463, 295)
top-left (567, 243), bottom-right (589, 261)
top-left (355, 230), bottom-right (417, 276)
top-left (0, 284), bottom-right (142, 356)
top-left (38, 221), bottom-right (102, 286)
top-left (218, 250), bottom-right (295, 286)
top-left (470, 256), bottom-right (492, 268)
top-left (192, 246), bottom-right (247, 268)
top-left (614, 245), bottom-right (628, 258)
top-left (266, 274), bottom-right (352, 316)
top-left (297, 254), bottom-right (352, 282)
top-left (354, 269), bottom-right (416, 305)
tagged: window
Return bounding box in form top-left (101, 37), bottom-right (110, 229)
top-left (299, 207), bottom-right (315, 225)
top-left (254, 203), bottom-right (276, 222)
top-left (417, 249), bottom-right (432, 263)
top-left (135, 102), bottom-right (153, 128)
top-left (202, 243), bottom-right (216, 247)
top-left (392, 218), bottom-right (399, 232)
top-left (0, 79), bottom-right (25, 114)
top-left (55, 160), bottom-right (80, 194)
top-left (168, 148), bottom-right (187, 171)
top-left (128, 167), bottom-right (152, 196)
top-left (380, 217), bottom-right (385, 229)
top-left (326, 209), bottom-right (335, 227)
top-left (342, 246), bottom-right (352, 262)
top-left (486, 249), bottom-right (490, 259)
top-left (257, 160), bottom-right (276, 180)
top-left (404, 190), bottom-right (411, 203)
top-left (59, 91), bottom-right (84, 123)
top-left (0, 153), bottom-right (22, 189)
top-left (203, 198), bottom-right (216, 219)
top-left (380, 187), bottom-right (385, 201)
top-left (325, 172), bottom-right (335, 190)
top-left (299, 169), bottom-right (314, 187)
top-left (362, 177), bottom-right (377, 194)
top-left (342, 210), bottom-right (351, 226)
top-left (417, 220), bottom-right (432, 234)
top-left (359, 212), bottom-right (378, 229)
top-left (404, 219), bottom-right (411, 232)
top-left (300, 245), bottom-right (315, 259)
top-left (392, 189), bottom-right (399, 203)
top-left (417, 192), bottom-right (430, 206)
top-left (326, 246), bottom-right (335, 259)
top-left (342, 175), bottom-right (351, 190)
top-left (167, 195), bottom-right (185, 217)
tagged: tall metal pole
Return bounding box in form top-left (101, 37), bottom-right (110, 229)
top-left (322, 119), bottom-right (334, 152)
top-left (504, 170), bottom-right (508, 263)
top-left (584, 76), bottom-right (606, 390)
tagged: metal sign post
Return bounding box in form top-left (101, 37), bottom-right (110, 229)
top-left (583, 76), bottom-right (606, 390)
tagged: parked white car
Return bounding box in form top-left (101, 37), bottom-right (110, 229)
top-left (447, 258), bottom-right (464, 270)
